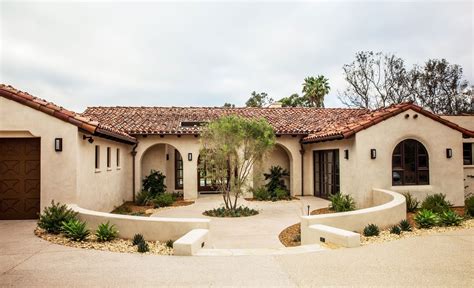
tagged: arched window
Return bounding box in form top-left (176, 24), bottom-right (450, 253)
top-left (392, 139), bottom-right (429, 186)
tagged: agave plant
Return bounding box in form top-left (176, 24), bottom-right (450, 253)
top-left (61, 219), bottom-right (90, 241)
top-left (95, 222), bottom-right (118, 242)
top-left (363, 224), bottom-right (380, 237)
top-left (439, 210), bottom-right (463, 226)
top-left (399, 219), bottom-right (412, 232)
top-left (414, 209), bottom-right (439, 228)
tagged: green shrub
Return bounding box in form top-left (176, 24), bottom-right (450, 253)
top-left (38, 201), bottom-right (78, 234)
top-left (136, 190), bottom-right (153, 206)
top-left (152, 193), bottom-right (175, 208)
top-left (275, 187), bottom-right (290, 200)
top-left (439, 210), bottom-right (463, 226)
top-left (170, 191), bottom-right (183, 200)
top-left (137, 241), bottom-right (149, 253)
top-left (95, 222), bottom-right (118, 242)
top-left (203, 206), bottom-right (259, 217)
top-left (61, 219), bottom-right (90, 241)
top-left (252, 187), bottom-right (271, 201)
top-left (142, 169), bottom-right (166, 197)
top-left (264, 165), bottom-right (289, 197)
top-left (390, 225), bottom-right (401, 235)
top-left (465, 195), bottom-right (474, 217)
top-left (328, 193), bottom-right (356, 212)
top-left (421, 193), bottom-right (452, 214)
top-left (111, 204), bottom-right (132, 215)
top-left (403, 192), bottom-right (419, 213)
top-left (363, 224), bottom-right (380, 237)
top-left (414, 209), bottom-right (439, 228)
top-left (399, 219), bottom-right (412, 232)
top-left (166, 240), bottom-right (174, 248)
top-left (132, 233), bottom-right (145, 246)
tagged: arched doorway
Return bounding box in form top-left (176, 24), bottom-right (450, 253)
top-left (254, 143), bottom-right (292, 193)
top-left (141, 143), bottom-right (183, 192)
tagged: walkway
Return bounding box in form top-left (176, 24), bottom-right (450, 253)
top-left (151, 194), bottom-right (329, 249)
top-left (0, 220), bottom-right (472, 287)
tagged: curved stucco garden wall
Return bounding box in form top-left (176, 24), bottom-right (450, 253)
top-left (69, 204), bottom-right (210, 241)
top-left (300, 188), bottom-right (406, 245)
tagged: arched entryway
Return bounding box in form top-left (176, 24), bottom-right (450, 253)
top-left (197, 154), bottom-right (231, 193)
top-left (254, 143), bottom-right (292, 194)
top-left (140, 143), bottom-right (184, 192)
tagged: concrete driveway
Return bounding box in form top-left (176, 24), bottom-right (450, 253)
top-left (151, 194), bottom-right (329, 248)
top-left (0, 220), bottom-right (473, 287)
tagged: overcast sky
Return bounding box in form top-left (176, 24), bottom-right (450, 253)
top-left (1, 1), bottom-right (472, 112)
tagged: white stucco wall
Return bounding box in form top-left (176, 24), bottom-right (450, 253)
top-left (302, 109), bottom-right (465, 207)
top-left (76, 133), bottom-right (133, 212)
top-left (0, 97), bottom-right (78, 210)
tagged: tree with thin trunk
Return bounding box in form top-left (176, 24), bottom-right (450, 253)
top-left (199, 115), bottom-right (275, 211)
top-left (302, 76), bottom-right (330, 107)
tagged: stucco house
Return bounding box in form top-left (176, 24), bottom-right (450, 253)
top-left (1, 84), bottom-right (473, 220)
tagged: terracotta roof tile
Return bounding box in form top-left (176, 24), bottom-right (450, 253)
top-left (0, 84), bottom-right (136, 144)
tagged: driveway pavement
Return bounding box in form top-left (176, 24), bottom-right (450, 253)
top-left (1, 220), bottom-right (473, 287)
top-left (151, 194), bottom-right (329, 248)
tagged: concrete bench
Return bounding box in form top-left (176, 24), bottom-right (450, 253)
top-left (307, 224), bottom-right (360, 248)
top-left (173, 229), bottom-right (209, 256)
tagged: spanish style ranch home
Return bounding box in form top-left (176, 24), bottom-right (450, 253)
top-left (0, 84), bottom-right (473, 220)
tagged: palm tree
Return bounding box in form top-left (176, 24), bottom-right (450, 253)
top-left (302, 75), bottom-right (330, 107)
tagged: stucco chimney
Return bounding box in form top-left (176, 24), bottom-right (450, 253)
top-left (267, 102), bottom-right (283, 108)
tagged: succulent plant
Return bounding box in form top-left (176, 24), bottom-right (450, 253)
top-left (137, 240), bottom-right (149, 253)
top-left (414, 209), bottom-right (439, 228)
top-left (399, 219), bottom-right (412, 232)
top-left (390, 225), bottom-right (401, 235)
top-left (132, 233), bottom-right (145, 246)
top-left (439, 210), bottom-right (463, 226)
top-left (95, 222), bottom-right (118, 242)
top-left (363, 224), bottom-right (380, 237)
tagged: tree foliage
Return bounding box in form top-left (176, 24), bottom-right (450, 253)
top-left (340, 51), bottom-right (473, 114)
top-left (279, 93), bottom-right (311, 107)
top-left (200, 116), bottom-right (275, 210)
top-left (302, 75), bottom-right (330, 107)
top-left (245, 91), bottom-right (274, 107)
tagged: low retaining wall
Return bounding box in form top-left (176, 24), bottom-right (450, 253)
top-left (301, 188), bottom-right (406, 245)
top-left (68, 204), bottom-right (211, 242)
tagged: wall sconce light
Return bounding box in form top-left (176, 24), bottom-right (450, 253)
top-left (54, 138), bottom-right (63, 152)
top-left (82, 135), bottom-right (94, 143)
top-left (188, 153), bottom-right (192, 161)
top-left (370, 149), bottom-right (377, 159)
top-left (344, 149), bottom-right (349, 159)
top-left (446, 148), bottom-right (452, 158)
top-left (166, 154), bottom-right (169, 161)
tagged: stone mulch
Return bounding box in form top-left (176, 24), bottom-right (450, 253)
top-left (244, 197), bottom-right (300, 202)
top-left (280, 206), bottom-right (473, 248)
top-left (35, 227), bottom-right (173, 255)
top-left (361, 218), bottom-right (474, 245)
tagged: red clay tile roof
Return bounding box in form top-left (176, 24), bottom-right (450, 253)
top-left (0, 84), bottom-right (137, 144)
top-left (82, 106), bottom-right (370, 136)
top-left (83, 103), bottom-right (474, 143)
top-left (302, 102), bottom-right (474, 143)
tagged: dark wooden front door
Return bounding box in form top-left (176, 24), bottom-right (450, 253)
top-left (313, 149), bottom-right (339, 199)
top-left (0, 138), bottom-right (41, 219)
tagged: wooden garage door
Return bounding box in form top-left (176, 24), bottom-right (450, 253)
top-left (0, 138), bottom-right (40, 219)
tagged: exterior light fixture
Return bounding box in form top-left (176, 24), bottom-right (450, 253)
top-left (188, 153), bottom-right (192, 161)
top-left (370, 149), bottom-right (377, 159)
top-left (82, 135), bottom-right (94, 143)
top-left (446, 148), bottom-right (452, 158)
top-left (54, 138), bottom-right (63, 152)
top-left (344, 149), bottom-right (349, 159)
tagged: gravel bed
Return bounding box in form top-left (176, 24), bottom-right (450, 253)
top-left (361, 218), bottom-right (474, 245)
top-left (35, 228), bottom-right (173, 255)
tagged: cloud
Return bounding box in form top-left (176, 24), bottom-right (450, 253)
top-left (1, 1), bottom-right (472, 111)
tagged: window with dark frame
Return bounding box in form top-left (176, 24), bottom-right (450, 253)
top-left (116, 148), bottom-right (120, 167)
top-left (107, 147), bottom-right (111, 168)
top-left (95, 145), bottom-right (100, 169)
top-left (464, 143), bottom-right (473, 165)
top-left (392, 139), bottom-right (429, 186)
top-left (175, 150), bottom-right (183, 189)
